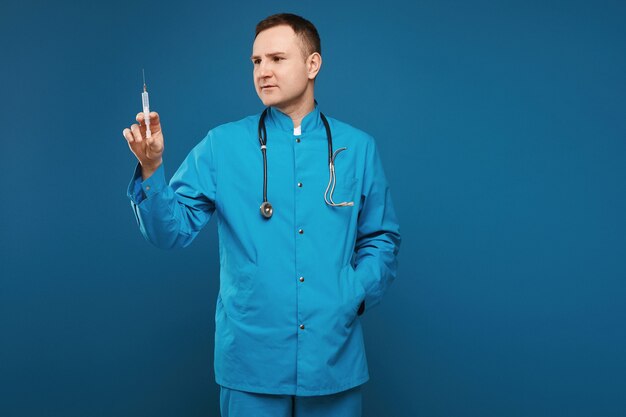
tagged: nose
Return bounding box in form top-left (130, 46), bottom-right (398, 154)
top-left (257, 61), bottom-right (272, 79)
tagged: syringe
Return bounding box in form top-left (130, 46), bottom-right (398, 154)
top-left (141, 69), bottom-right (151, 138)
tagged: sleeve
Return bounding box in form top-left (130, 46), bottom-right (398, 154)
top-left (353, 136), bottom-right (402, 315)
top-left (126, 132), bottom-right (217, 249)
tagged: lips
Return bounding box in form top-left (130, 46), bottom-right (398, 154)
top-left (261, 85), bottom-right (277, 89)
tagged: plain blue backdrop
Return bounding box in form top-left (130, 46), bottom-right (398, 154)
top-left (1, 0), bottom-right (625, 416)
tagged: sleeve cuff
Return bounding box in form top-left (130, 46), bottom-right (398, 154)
top-left (127, 162), bottom-right (167, 204)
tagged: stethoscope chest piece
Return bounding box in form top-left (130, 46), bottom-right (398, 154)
top-left (260, 201), bottom-right (273, 219)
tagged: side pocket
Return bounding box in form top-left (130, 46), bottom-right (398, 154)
top-left (349, 263), bottom-right (366, 315)
top-left (343, 263), bottom-right (366, 327)
top-left (219, 262), bottom-right (257, 321)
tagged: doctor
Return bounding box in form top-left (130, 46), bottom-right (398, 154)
top-left (122, 13), bottom-right (401, 417)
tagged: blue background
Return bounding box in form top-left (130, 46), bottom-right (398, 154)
top-left (1, 0), bottom-right (625, 416)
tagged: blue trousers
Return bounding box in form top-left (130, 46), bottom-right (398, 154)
top-left (219, 385), bottom-right (362, 417)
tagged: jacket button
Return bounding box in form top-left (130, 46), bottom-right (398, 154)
top-left (295, 138), bottom-right (301, 143)
top-left (299, 276), bottom-right (304, 282)
top-left (298, 229), bottom-right (304, 234)
top-left (299, 324), bottom-right (305, 330)
top-left (297, 182), bottom-right (302, 187)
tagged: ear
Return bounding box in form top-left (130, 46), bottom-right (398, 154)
top-left (307, 52), bottom-right (322, 81)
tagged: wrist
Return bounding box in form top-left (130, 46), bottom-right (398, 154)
top-left (140, 159), bottom-right (162, 180)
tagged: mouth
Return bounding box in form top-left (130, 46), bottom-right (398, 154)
top-left (261, 85), bottom-right (277, 90)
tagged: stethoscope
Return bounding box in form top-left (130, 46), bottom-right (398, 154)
top-left (258, 107), bottom-right (354, 219)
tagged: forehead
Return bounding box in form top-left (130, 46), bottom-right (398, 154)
top-left (252, 25), bottom-right (301, 55)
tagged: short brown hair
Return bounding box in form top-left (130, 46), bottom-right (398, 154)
top-left (254, 13), bottom-right (321, 60)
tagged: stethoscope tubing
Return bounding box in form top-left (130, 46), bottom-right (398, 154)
top-left (258, 107), bottom-right (352, 219)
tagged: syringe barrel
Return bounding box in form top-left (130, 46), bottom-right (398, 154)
top-left (142, 91), bottom-right (150, 108)
top-left (141, 89), bottom-right (151, 138)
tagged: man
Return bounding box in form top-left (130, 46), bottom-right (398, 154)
top-left (122, 13), bottom-right (400, 417)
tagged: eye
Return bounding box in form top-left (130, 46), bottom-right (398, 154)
top-left (273, 57), bottom-right (283, 62)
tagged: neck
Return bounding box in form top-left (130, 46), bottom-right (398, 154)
top-left (275, 84), bottom-right (315, 128)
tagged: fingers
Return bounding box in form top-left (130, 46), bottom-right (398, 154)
top-left (130, 124), bottom-right (143, 143)
top-left (136, 111), bottom-right (160, 126)
top-left (148, 111), bottom-right (159, 125)
top-left (122, 124), bottom-right (144, 144)
top-left (122, 126), bottom-right (142, 144)
top-left (125, 111), bottom-right (161, 148)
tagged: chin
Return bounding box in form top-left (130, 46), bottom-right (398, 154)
top-left (262, 97), bottom-right (275, 106)
top-left (259, 95), bottom-right (281, 107)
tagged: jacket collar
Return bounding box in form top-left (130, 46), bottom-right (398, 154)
top-left (266, 99), bottom-right (323, 134)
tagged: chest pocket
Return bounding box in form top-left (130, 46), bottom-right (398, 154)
top-left (329, 176), bottom-right (358, 206)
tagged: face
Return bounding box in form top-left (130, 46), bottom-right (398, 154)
top-left (251, 25), bottom-right (320, 110)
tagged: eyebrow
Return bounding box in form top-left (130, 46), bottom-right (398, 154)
top-left (250, 51), bottom-right (287, 60)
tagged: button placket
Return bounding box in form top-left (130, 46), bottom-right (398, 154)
top-left (294, 129), bottom-right (307, 381)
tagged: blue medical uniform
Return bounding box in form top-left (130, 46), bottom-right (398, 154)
top-left (127, 101), bottom-right (401, 397)
top-left (219, 384), bottom-right (362, 417)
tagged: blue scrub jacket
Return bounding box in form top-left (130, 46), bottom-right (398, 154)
top-left (127, 101), bottom-right (401, 396)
